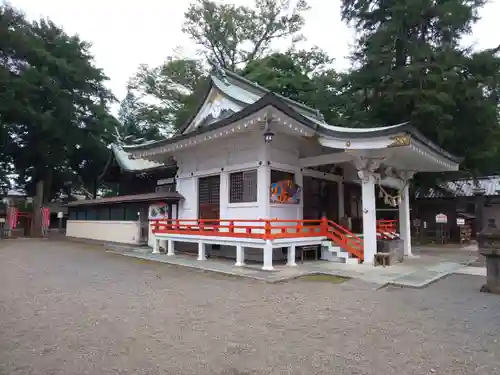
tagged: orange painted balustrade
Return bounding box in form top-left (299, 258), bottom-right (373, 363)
top-left (150, 217), bottom-right (365, 261)
top-left (376, 220), bottom-right (399, 239)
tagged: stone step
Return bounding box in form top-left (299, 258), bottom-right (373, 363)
top-left (321, 240), bottom-right (360, 263)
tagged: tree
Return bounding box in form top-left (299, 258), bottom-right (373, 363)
top-left (339, 0), bottom-right (500, 180)
top-left (242, 53), bottom-right (316, 104)
top-left (183, 0), bottom-right (310, 70)
top-left (0, 5), bottom-right (117, 204)
top-left (125, 0), bottom-right (313, 136)
top-left (241, 49), bottom-right (348, 125)
top-left (126, 57), bottom-right (206, 136)
top-left (117, 90), bottom-right (162, 142)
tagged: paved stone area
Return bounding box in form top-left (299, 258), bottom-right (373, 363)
top-left (1, 239), bottom-right (500, 375)
top-left (106, 243), bottom-right (479, 287)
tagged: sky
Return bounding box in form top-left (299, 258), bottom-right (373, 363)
top-left (9, 0), bottom-right (500, 104)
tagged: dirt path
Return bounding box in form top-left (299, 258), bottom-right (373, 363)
top-left (1, 239), bottom-right (499, 375)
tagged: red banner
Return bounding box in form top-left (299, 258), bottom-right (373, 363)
top-left (42, 207), bottom-right (50, 228)
top-left (7, 207), bottom-right (18, 229)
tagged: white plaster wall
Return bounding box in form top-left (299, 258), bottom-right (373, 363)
top-left (172, 131), bottom-right (341, 224)
top-left (270, 205), bottom-right (301, 221)
top-left (66, 220), bottom-right (141, 244)
top-left (175, 132), bottom-right (267, 221)
top-left (177, 177), bottom-right (197, 219)
top-left (267, 134), bottom-right (303, 221)
top-left (269, 134), bottom-right (300, 165)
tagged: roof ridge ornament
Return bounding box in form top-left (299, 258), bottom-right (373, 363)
top-left (208, 58), bottom-right (229, 85)
top-left (315, 109), bottom-right (325, 122)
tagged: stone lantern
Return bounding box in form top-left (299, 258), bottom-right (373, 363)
top-left (477, 230), bottom-right (500, 294)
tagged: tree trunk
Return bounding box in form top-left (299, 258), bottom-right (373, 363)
top-left (30, 180), bottom-right (44, 237)
top-left (92, 179), bottom-right (98, 199)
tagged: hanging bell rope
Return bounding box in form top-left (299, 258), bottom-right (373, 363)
top-left (376, 176), bottom-right (409, 207)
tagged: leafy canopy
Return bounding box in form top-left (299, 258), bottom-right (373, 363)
top-left (339, 0), bottom-right (500, 180)
top-left (0, 4), bottom-right (118, 200)
top-left (183, 0), bottom-right (309, 70)
top-left (125, 0), bottom-right (500, 184)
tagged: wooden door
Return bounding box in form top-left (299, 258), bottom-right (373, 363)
top-left (303, 176), bottom-right (322, 220)
top-left (324, 180), bottom-right (339, 222)
top-left (303, 177), bottom-right (338, 221)
top-left (198, 175), bottom-right (220, 220)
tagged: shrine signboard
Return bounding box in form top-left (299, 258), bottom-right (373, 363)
top-left (435, 213), bottom-right (448, 224)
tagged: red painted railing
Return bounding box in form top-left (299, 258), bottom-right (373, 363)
top-left (325, 219), bottom-right (364, 260)
top-left (151, 218), bottom-right (365, 261)
top-left (376, 219), bottom-right (398, 232)
top-left (376, 219), bottom-right (398, 239)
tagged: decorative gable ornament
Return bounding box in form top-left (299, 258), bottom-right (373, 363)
top-left (210, 100), bottom-right (222, 119)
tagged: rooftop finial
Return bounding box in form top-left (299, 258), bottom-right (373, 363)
top-left (316, 109), bottom-right (325, 122)
top-left (208, 57), bottom-right (229, 84)
top-left (113, 126), bottom-right (124, 145)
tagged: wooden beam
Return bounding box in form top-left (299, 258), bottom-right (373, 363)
top-left (299, 152), bottom-right (353, 168)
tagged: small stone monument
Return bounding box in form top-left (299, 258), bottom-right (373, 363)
top-left (477, 230), bottom-right (500, 294)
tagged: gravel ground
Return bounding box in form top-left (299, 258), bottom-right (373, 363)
top-left (1, 239), bottom-right (499, 375)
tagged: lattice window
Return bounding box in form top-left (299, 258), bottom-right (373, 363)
top-left (199, 176), bottom-right (220, 204)
top-left (199, 175), bottom-right (221, 219)
top-left (229, 170), bottom-right (258, 203)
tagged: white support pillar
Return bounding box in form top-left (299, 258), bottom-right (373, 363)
top-left (295, 168), bottom-right (304, 220)
top-left (258, 164), bottom-right (271, 219)
top-left (219, 170), bottom-right (229, 219)
top-left (399, 183), bottom-right (413, 256)
top-left (262, 241), bottom-right (274, 271)
top-left (338, 179), bottom-right (345, 219)
top-left (287, 245), bottom-right (297, 267)
top-left (354, 156), bottom-right (384, 265)
top-left (197, 241), bottom-right (206, 260)
top-left (152, 238), bottom-right (160, 254)
top-left (361, 174), bottom-right (377, 264)
top-left (167, 239), bottom-right (175, 256)
top-left (235, 244), bottom-right (245, 267)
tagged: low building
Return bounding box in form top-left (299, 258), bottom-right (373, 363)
top-left (415, 176), bottom-right (500, 241)
top-left (114, 66), bottom-right (460, 269)
top-left (65, 144), bottom-right (179, 246)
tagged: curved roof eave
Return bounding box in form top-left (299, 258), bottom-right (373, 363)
top-left (317, 123), bottom-right (462, 164)
top-left (122, 92), bottom-right (283, 152)
top-left (404, 127), bottom-right (463, 164)
top-left (111, 144), bottom-right (172, 172)
top-left (123, 92), bottom-right (462, 164)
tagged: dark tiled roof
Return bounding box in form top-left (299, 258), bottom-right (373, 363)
top-left (123, 93), bottom-right (461, 164)
top-left (416, 176), bottom-right (500, 198)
